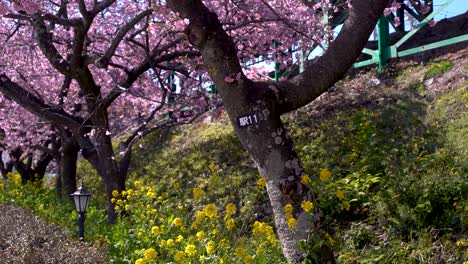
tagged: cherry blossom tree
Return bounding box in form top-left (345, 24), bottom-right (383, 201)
top-left (165, 0), bottom-right (388, 262)
top-left (0, 0), bottom-right (212, 223)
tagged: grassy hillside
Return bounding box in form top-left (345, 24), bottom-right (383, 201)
top-left (1, 49), bottom-right (467, 263)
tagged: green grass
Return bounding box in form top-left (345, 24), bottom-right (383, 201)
top-left (424, 60), bottom-right (454, 79)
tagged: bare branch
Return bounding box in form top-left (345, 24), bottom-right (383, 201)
top-left (95, 9), bottom-right (153, 68)
top-left (0, 74), bottom-right (82, 131)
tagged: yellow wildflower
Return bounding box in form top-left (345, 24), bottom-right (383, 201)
top-left (143, 248), bottom-right (157, 261)
top-left (174, 251), bottom-right (186, 262)
top-left (114, 205), bottom-right (120, 211)
top-left (206, 240), bottom-right (216, 255)
top-left (225, 202), bottom-right (236, 216)
top-left (176, 235), bottom-right (184, 243)
top-left (343, 201), bottom-right (351, 211)
top-left (192, 187), bottom-right (204, 200)
top-left (301, 200), bottom-right (314, 213)
top-left (203, 204), bottom-right (218, 219)
top-left (287, 217), bottom-right (297, 229)
top-left (196, 231), bottom-right (205, 241)
top-left (172, 217), bottom-right (183, 227)
top-left (135, 258), bottom-right (145, 264)
top-left (336, 189), bottom-right (345, 200)
top-left (137, 232), bottom-right (144, 238)
top-left (151, 226), bottom-right (160, 236)
top-left (125, 205), bottom-right (130, 211)
top-left (284, 204), bottom-right (294, 214)
top-left (243, 255), bottom-right (254, 264)
top-left (166, 238), bottom-right (175, 247)
top-left (256, 177), bottom-right (266, 190)
top-left (185, 244), bottom-right (196, 256)
top-left (195, 210), bottom-right (206, 221)
top-left (199, 255), bottom-right (206, 262)
top-left (112, 190), bottom-right (119, 197)
top-left (225, 218), bottom-right (235, 230)
top-left (319, 168), bottom-right (332, 181)
top-left (134, 180), bottom-right (142, 187)
top-left (160, 239), bottom-right (167, 247)
top-left (111, 198), bottom-right (117, 204)
top-left (211, 228), bottom-right (220, 236)
top-left (301, 174), bottom-right (312, 185)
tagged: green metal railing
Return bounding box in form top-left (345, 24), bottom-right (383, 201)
top-left (352, 0), bottom-right (468, 71)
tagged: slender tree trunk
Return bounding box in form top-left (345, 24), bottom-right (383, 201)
top-left (0, 150), bottom-right (9, 184)
top-left (59, 137), bottom-right (79, 197)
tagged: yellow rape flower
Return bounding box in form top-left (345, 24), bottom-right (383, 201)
top-left (174, 251), bottom-right (186, 262)
top-left (336, 189), bottom-right (345, 200)
top-left (112, 190), bottom-right (119, 197)
top-left (125, 205), bottom-right (130, 211)
top-left (195, 210), bottom-right (206, 221)
top-left (184, 244), bottom-right (196, 256)
top-left (206, 241), bottom-right (216, 255)
top-left (284, 204), bottom-right (294, 214)
top-left (287, 217), bottom-right (297, 229)
top-left (225, 218), bottom-right (235, 230)
top-left (192, 187), bottom-right (204, 200)
top-left (134, 180), bottom-right (142, 187)
top-left (225, 202), bottom-right (236, 216)
top-left (319, 168), bottom-right (332, 181)
top-left (196, 231), bottom-right (205, 241)
top-left (172, 217), bottom-right (183, 227)
top-left (256, 177), bottom-right (266, 190)
top-left (143, 248), bottom-right (157, 261)
top-left (135, 258), bottom-right (145, 264)
top-left (203, 204), bottom-right (218, 219)
top-left (301, 174), bottom-right (312, 185)
top-left (211, 228), bottom-right (220, 236)
top-left (243, 255), bottom-right (254, 264)
top-left (176, 235), bottom-right (184, 243)
top-left (160, 240), bottom-right (167, 247)
top-left (301, 200), bottom-right (314, 213)
top-left (151, 226), bottom-right (160, 236)
top-left (343, 201), bottom-right (351, 211)
top-left (166, 238), bottom-right (175, 247)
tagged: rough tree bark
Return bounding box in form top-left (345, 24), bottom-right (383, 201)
top-left (58, 135), bottom-right (80, 198)
top-left (167, 0), bottom-right (388, 262)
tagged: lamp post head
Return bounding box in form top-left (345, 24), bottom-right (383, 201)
top-left (70, 182), bottom-right (92, 213)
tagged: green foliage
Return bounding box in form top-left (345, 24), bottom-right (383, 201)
top-left (424, 60), bottom-right (454, 79)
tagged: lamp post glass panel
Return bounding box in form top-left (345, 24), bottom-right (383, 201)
top-left (71, 184), bottom-right (92, 241)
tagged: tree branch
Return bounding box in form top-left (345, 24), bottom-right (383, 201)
top-left (0, 74), bottom-right (82, 131)
top-left (95, 9), bottom-right (153, 68)
top-left (276, 0), bottom-right (389, 114)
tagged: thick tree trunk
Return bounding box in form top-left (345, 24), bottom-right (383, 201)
top-left (220, 83), bottom-right (333, 263)
top-left (82, 135), bottom-right (125, 224)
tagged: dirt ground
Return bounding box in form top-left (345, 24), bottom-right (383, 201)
top-left (0, 204), bottom-right (107, 264)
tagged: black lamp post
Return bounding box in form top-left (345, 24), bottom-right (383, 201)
top-left (70, 182), bottom-right (92, 241)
